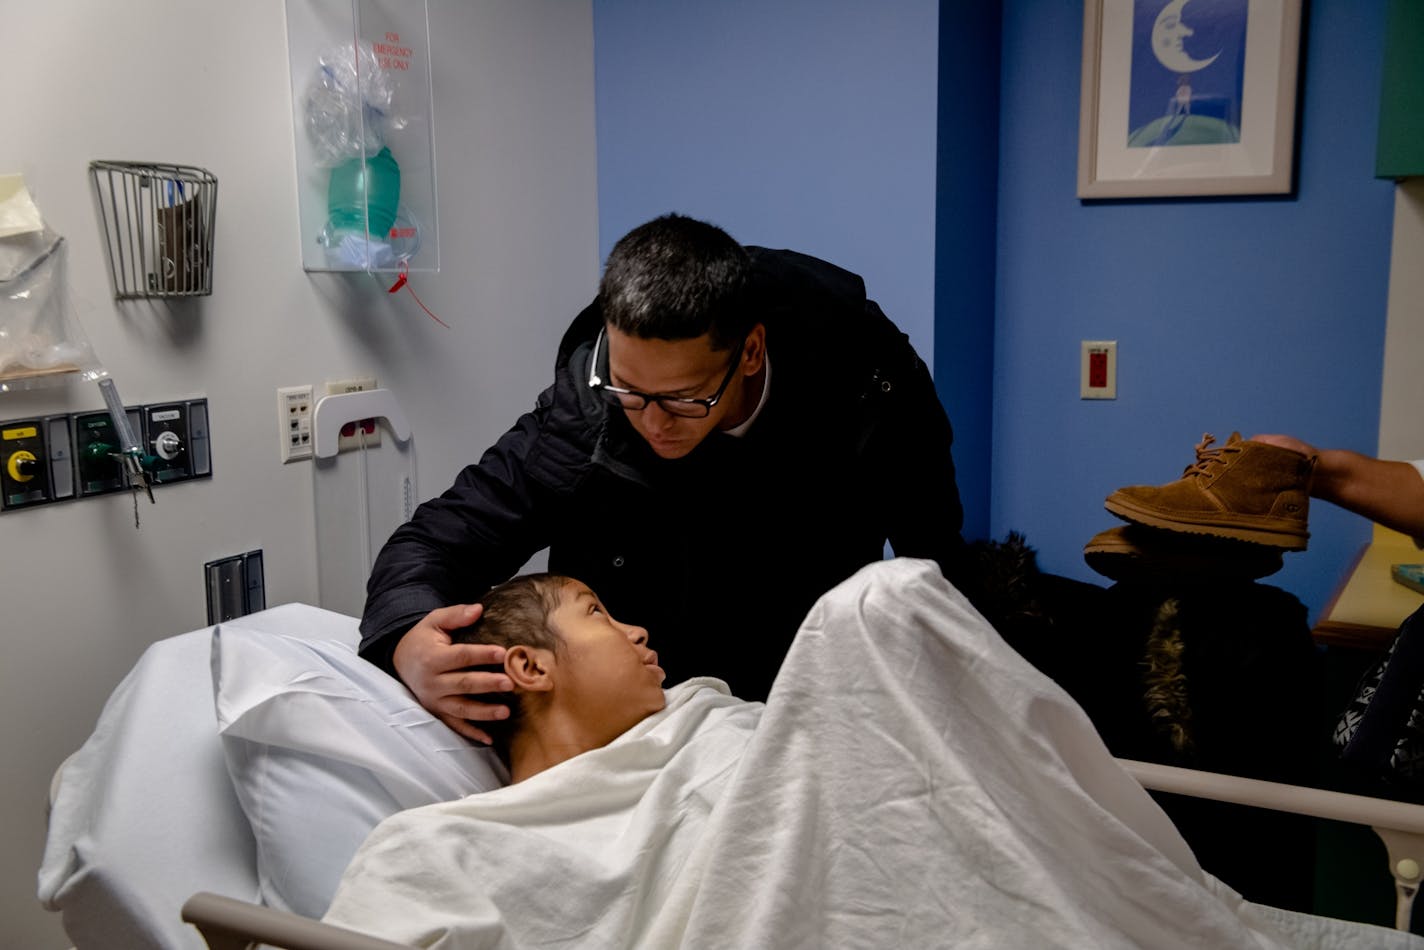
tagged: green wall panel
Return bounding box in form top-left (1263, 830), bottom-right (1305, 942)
top-left (1378, 0), bottom-right (1424, 178)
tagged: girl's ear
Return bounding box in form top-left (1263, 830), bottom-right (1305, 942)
top-left (505, 645), bottom-right (554, 693)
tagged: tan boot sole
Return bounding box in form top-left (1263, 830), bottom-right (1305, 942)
top-left (1105, 495), bottom-right (1309, 550)
top-left (1083, 525), bottom-right (1284, 581)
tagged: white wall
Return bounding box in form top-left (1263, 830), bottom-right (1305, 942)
top-left (0, 2), bottom-right (597, 946)
top-left (1379, 179), bottom-right (1424, 461)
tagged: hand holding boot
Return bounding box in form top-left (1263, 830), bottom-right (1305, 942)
top-left (1251, 434), bottom-right (1424, 541)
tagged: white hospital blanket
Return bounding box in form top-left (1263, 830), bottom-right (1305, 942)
top-left (321, 559), bottom-right (1347, 948)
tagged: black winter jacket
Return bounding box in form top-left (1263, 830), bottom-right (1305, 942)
top-left (360, 248), bottom-right (967, 701)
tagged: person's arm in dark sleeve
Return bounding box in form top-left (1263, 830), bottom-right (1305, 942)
top-left (861, 302), bottom-right (970, 585)
top-left (359, 409), bottom-right (553, 675)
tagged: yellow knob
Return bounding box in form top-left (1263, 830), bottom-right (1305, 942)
top-left (1398, 858), bottom-right (1420, 882)
top-left (7, 450), bottom-right (37, 482)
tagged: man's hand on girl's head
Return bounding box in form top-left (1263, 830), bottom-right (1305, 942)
top-left (393, 603), bottom-right (512, 745)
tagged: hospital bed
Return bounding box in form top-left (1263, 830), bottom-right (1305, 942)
top-left (38, 600), bottom-right (1424, 949)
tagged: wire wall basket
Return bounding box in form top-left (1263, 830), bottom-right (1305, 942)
top-left (88, 161), bottom-right (218, 299)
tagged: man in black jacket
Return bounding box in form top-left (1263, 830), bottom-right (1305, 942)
top-left (361, 214), bottom-right (968, 742)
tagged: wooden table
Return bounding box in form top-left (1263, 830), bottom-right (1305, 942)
top-left (1313, 524), bottom-right (1424, 650)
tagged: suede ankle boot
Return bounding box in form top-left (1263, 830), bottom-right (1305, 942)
top-left (1104, 433), bottom-right (1315, 549)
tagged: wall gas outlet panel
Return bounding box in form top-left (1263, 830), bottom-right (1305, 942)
top-left (0, 400), bottom-right (208, 513)
top-left (73, 407), bottom-right (145, 497)
top-left (2, 419), bottom-right (53, 510)
top-left (141, 399), bottom-right (212, 484)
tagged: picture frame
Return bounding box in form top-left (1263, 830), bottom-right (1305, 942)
top-left (1077, 0), bottom-right (1303, 199)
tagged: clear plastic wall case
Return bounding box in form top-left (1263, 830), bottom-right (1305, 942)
top-left (284, 0), bottom-right (439, 273)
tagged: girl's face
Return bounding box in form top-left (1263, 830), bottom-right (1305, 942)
top-left (546, 581), bottom-right (665, 737)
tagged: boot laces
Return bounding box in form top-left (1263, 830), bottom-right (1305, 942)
top-left (1182, 432), bottom-right (1242, 479)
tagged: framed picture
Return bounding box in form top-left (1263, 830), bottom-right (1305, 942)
top-left (1077, 0), bottom-right (1303, 199)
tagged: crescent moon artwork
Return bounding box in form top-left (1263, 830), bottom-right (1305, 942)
top-left (1127, 0), bottom-right (1247, 148)
top-left (1152, 0), bottom-right (1220, 73)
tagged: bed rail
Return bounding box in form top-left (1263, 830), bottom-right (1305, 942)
top-left (180, 763), bottom-right (1424, 948)
top-left (1119, 758), bottom-right (1424, 931)
top-left (181, 892), bottom-right (412, 950)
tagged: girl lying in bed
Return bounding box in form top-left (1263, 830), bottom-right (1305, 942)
top-left (321, 560), bottom-right (1400, 950)
top-left (445, 573), bottom-right (668, 782)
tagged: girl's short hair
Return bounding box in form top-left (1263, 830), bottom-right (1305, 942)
top-left (450, 573), bottom-right (574, 759)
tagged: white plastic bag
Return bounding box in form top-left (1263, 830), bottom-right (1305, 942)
top-left (304, 42), bottom-right (407, 167)
top-left (0, 179), bottom-right (102, 387)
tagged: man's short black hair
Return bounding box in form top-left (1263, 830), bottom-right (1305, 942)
top-left (450, 573), bottom-right (571, 761)
top-left (599, 213), bottom-right (758, 351)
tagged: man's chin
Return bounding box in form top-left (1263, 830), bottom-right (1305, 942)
top-left (646, 438), bottom-right (695, 459)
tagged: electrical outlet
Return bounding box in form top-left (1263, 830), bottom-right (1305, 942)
top-left (326, 376), bottom-right (381, 452)
top-left (278, 385), bottom-right (314, 463)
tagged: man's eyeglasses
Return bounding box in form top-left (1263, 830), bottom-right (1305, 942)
top-left (587, 327), bottom-right (745, 419)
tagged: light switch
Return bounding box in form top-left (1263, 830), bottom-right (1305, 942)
top-left (1081, 340), bottom-right (1118, 399)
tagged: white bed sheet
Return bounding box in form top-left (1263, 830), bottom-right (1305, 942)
top-left (38, 603), bottom-right (362, 950)
top-left (39, 572), bottom-right (1424, 950)
top-left (324, 559), bottom-right (1424, 949)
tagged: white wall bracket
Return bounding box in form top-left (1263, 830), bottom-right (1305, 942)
top-left (312, 389), bottom-right (411, 459)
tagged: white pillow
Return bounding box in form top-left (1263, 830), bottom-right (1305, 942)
top-left (212, 626), bottom-right (508, 918)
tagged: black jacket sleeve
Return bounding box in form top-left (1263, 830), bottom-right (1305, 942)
top-left (357, 407), bottom-right (555, 675)
top-left (859, 301), bottom-right (970, 586)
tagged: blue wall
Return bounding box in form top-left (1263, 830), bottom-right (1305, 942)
top-left (934, 2), bottom-right (1001, 540)
top-left (593, 0), bottom-right (1399, 621)
top-left (994, 0), bottom-right (1397, 619)
top-left (592, 0), bottom-right (940, 367)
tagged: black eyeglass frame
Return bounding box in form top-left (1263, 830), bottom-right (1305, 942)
top-left (587, 326), bottom-right (747, 419)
